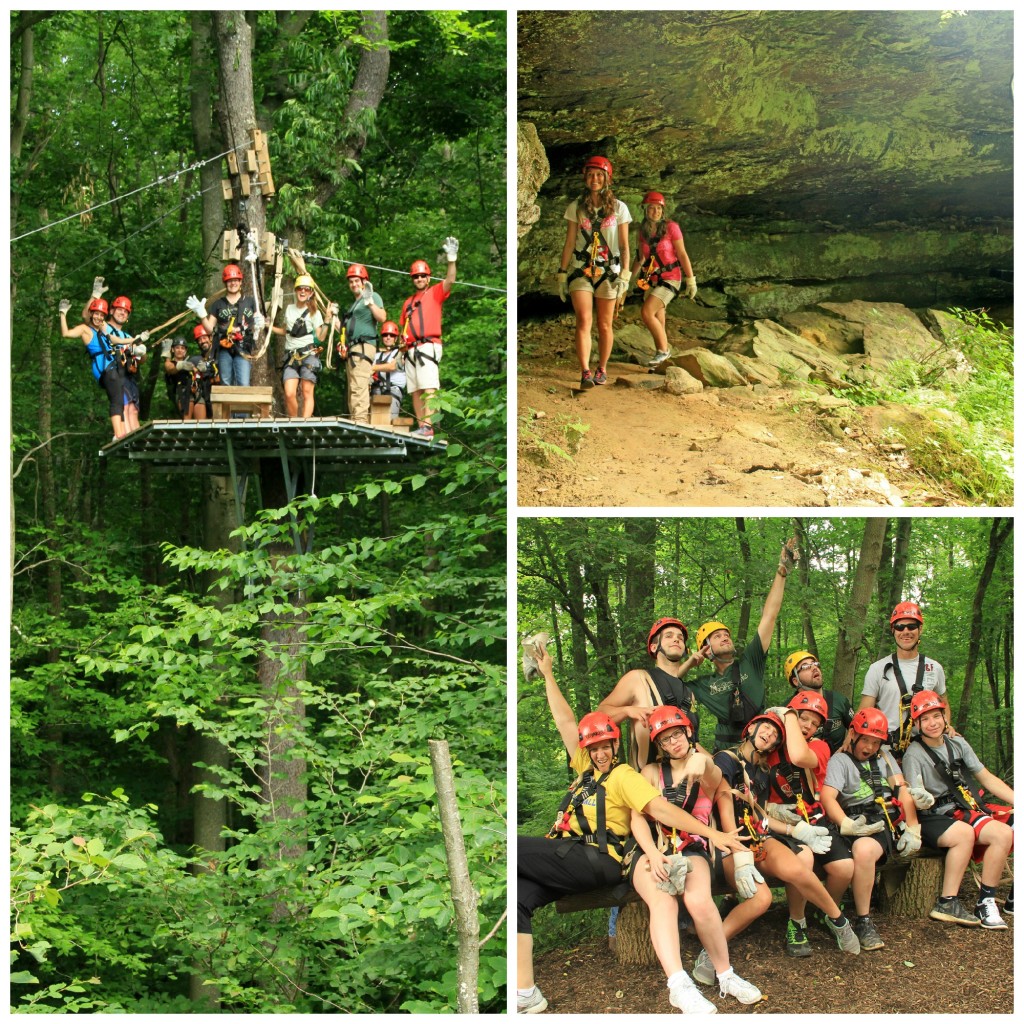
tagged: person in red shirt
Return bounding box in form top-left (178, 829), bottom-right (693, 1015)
top-left (400, 236), bottom-right (458, 439)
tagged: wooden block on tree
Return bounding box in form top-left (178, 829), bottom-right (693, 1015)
top-left (210, 385), bottom-right (274, 420)
top-left (261, 232), bottom-right (276, 265)
top-left (245, 149), bottom-right (259, 174)
top-left (221, 179), bottom-right (234, 201)
top-left (222, 230), bottom-right (241, 261)
top-left (227, 151), bottom-right (239, 175)
top-left (238, 172), bottom-right (250, 197)
top-left (260, 170), bottom-right (276, 197)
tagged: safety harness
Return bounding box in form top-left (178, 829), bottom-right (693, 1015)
top-left (846, 753), bottom-right (906, 842)
top-left (400, 296), bottom-right (442, 367)
top-left (344, 294), bottom-right (378, 365)
top-left (546, 764), bottom-right (630, 860)
top-left (719, 748), bottom-right (771, 861)
top-left (635, 235), bottom-right (681, 294)
top-left (89, 328), bottom-right (118, 383)
top-left (910, 737), bottom-right (985, 815)
top-left (567, 219), bottom-right (617, 290)
top-left (767, 751), bottom-right (823, 823)
top-left (883, 653), bottom-right (926, 755)
top-left (656, 761), bottom-right (705, 854)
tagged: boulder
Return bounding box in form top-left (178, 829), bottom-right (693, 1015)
top-left (517, 122), bottom-right (549, 240)
top-left (673, 348), bottom-right (749, 388)
top-left (665, 366), bottom-right (703, 395)
top-left (612, 323), bottom-right (658, 364)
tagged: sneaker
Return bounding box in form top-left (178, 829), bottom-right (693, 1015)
top-left (853, 915), bottom-right (885, 951)
top-left (647, 350), bottom-right (672, 367)
top-left (976, 897), bottom-right (1008, 930)
top-left (718, 970), bottom-right (762, 1006)
top-left (785, 918), bottom-right (812, 957)
top-left (411, 425), bottom-right (434, 439)
top-left (692, 948), bottom-right (715, 986)
top-left (517, 987), bottom-right (547, 1014)
top-left (930, 897), bottom-right (981, 926)
top-left (824, 915), bottom-right (862, 953)
top-left (580, 370), bottom-right (595, 389)
top-left (594, 367), bottom-right (608, 385)
top-left (670, 979), bottom-right (717, 1014)
top-left (1004, 890), bottom-right (1014, 915)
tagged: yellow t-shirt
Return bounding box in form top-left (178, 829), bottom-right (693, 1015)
top-left (563, 748), bottom-right (661, 859)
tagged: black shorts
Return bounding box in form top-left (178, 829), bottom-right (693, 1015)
top-left (98, 364), bottom-right (125, 417)
top-left (919, 810), bottom-right (964, 849)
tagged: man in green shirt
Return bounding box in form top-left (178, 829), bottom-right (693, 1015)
top-left (339, 263), bottom-right (387, 424)
top-left (688, 538), bottom-right (799, 749)
top-left (784, 649), bottom-right (853, 753)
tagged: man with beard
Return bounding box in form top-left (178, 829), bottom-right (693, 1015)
top-left (784, 649), bottom-right (853, 753)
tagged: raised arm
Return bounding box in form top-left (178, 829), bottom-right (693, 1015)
top-left (758, 536), bottom-right (798, 652)
top-left (535, 646), bottom-right (580, 756)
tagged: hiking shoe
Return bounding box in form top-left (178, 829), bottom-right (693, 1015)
top-left (853, 915), bottom-right (884, 951)
top-left (976, 897), bottom-right (1008, 930)
top-left (670, 979), bottom-right (717, 1014)
top-left (517, 987), bottom-right (547, 1013)
top-left (594, 367), bottom-right (608, 385)
top-left (411, 424), bottom-right (435, 439)
top-left (930, 897), bottom-right (981, 926)
top-left (719, 970), bottom-right (761, 1005)
top-left (784, 918), bottom-right (812, 957)
top-left (580, 370), bottom-right (595, 389)
top-left (692, 948), bottom-right (715, 986)
top-left (824, 915), bottom-right (862, 953)
top-left (647, 349), bottom-right (672, 367)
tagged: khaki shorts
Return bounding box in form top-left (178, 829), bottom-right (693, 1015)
top-left (405, 342), bottom-right (442, 392)
top-left (644, 282), bottom-right (680, 308)
top-left (568, 273), bottom-right (619, 301)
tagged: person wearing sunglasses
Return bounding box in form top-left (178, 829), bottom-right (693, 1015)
top-left (858, 601), bottom-right (947, 757)
top-left (784, 649), bottom-right (852, 753)
top-left (369, 321), bottom-right (407, 420)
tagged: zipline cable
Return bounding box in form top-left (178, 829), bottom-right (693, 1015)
top-left (295, 250), bottom-right (507, 294)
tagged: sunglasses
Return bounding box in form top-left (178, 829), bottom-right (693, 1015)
top-left (411, 273), bottom-right (429, 280)
top-left (382, 333), bottom-right (399, 338)
top-left (892, 622), bottom-right (920, 632)
top-left (798, 660), bottom-right (821, 671)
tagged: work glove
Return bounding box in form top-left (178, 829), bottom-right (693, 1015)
top-left (91, 276), bottom-right (108, 299)
top-left (252, 311), bottom-right (266, 333)
top-left (196, 360), bottom-right (209, 373)
top-left (442, 236), bottom-right (459, 261)
top-left (896, 824), bottom-right (922, 858)
top-left (614, 270), bottom-right (631, 299)
top-left (765, 802), bottom-right (802, 826)
top-left (765, 706), bottom-right (792, 722)
top-left (58, 298), bottom-right (72, 316)
top-left (793, 820), bottom-right (833, 855)
top-left (363, 293), bottom-right (375, 307)
top-left (840, 815), bottom-right (885, 838)
top-left (780, 537), bottom-right (800, 571)
top-left (656, 853), bottom-right (691, 896)
top-left (138, 330), bottom-right (150, 342)
top-left (732, 850), bottom-right (764, 900)
top-left (161, 339), bottom-right (173, 359)
top-left (132, 344), bottom-right (147, 358)
top-left (556, 271), bottom-right (568, 303)
top-left (908, 776), bottom-right (935, 810)
top-left (175, 360), bottom-right (191, 372)
top-left (186, 295), bottom-right (207, 319)
top-left (683, 275), bottom-right (698, 301)
top-left (521, 633), bottom-right (550, 682)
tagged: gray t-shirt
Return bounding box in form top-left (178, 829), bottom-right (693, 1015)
top-left (860, 653), bottom-right (945, 732)
top-left (901, 735), bottom-right (984, 806)
top-left (823, 747), bottom-right (902, 812)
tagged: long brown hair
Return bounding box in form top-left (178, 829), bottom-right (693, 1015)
top-left (576, 186), bottom-right (618, 223)
top-left (639, 212), bottom-right (670, 247)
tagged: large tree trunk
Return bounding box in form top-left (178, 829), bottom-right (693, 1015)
top-left (955, 518), bottom-right (1012, 734)
top-left (876, 518), bottom-right (912, 659)
top-left (623, 518), bottom-right (656, 655)
top-left (792, 517), bottom-right (818, 658)
top-left (191, 11), bottom-right (224, 276)
top-left (832, 518), bottom-right (888, 701)
top-left (734, 517), bottom-right (753, 643)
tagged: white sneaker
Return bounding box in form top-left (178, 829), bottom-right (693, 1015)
top-left (670, 979), bottom-right (718, 1014)
top-left (692, 948), bottom-right (715, 985)
top-left (647, 350), bottom-right (672, 367)
top-left (976, 897), bottom-right (1008, 930)
top-left (718, 970), bottom-right (762, 1005)
top-left (517, 987), bottom-right (547, 1013)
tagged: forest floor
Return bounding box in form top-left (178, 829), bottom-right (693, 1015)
top-left (516, 315), bottom-right (972, 509)
top-left (532, 896), bottom-right (1014, 1014)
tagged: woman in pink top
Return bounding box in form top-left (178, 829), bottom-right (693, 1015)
top-left (629, 192), bottom-right (697, 367)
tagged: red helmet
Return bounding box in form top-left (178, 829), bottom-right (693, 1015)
top-left (744, 711), bottom-right (785, 746)
top-left (649, 705), bottom-right (693, 743)
top-left (850, 707), bottom-right (889, 740)
top-left (910, 689), bottom-right (945, 721)
top-left (111, 295), bottom-right (132, 313)
top-left (380, 320), bottom-right (400, 337)
top-left (193, 324), bottom-right (211, 342)
top-left (346, 263), bottom-right (369, 280)
top-left (222, 264), bottom-right (244, 282)
top-left (642, 191), bottom-right (665, 206)
top-left (88, 298), bottom-right (109, 315)
top-left (647, 617), bottom-right (688, 655)
top-left (788, 691), bottom-right (828, 721)
top-left (577, 711), bottom-right (620, 749)
top-left (410, 259), bottom-right (431, 277)
top-left (583, 155), bottom-right (613, 182)
top-left (890, 601), bottom-right (923, 628)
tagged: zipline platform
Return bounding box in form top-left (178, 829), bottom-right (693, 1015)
top-left (98, 416), bottom-right (445, 474)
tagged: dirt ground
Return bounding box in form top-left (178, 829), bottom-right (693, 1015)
top-left (532, 898), bottom-right (1014, 1014)
top-left (517, 316), bottom-right (966, 509)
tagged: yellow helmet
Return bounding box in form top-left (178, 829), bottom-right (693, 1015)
top-left (695, 621), bottom-right (730, 650)
top-left (294, 274), bottom-right (315, 290)
top-left (784, 650), bottom-right (817, 682)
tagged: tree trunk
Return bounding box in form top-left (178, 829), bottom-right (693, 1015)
top-left (190, 11), bottom-right (224, 274)
top-left (623, 518), bottom-right (656, 656)
top-left (880, 858), bottom-right (943, 917)
top-left (791, 517), bottom-right (818, 658)
top-left (734, 518), bottom-right (752, 643)
top-left (428, 739), bottom-right (479, 1013)
top-left (615, 901), bottom-right (657, 966)
top-left (876, 518), bottom-right (912, 659)
top-left (832, 518), bottom-right (888, 701)
top-left (955, 518), bottom-right (1012, 734)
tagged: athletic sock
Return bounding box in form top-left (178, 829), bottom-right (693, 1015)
top-left (517, 987), bottom-right (537, 999)
top-left (938, 894), bottom-right (958, 902)
top-left (716, 967), bottom-right (735, 983)
top-left (667, 969), bottom-right (691, 990)
top-left (792, 917), bottom-right (807, 929)
top-left (828, 913), bottom-right (848, 927)
top-left (977, 883), bottom-right (998, 905)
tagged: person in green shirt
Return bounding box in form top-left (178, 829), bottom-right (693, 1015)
top-left (784, 649), bottom-right (853, 753)
top-left (687, 537), bottom-right (799, 749)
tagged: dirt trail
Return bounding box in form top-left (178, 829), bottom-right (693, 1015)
top-left (516, 317), bottom-right (961, 509)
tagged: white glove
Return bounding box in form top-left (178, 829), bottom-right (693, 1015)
top-left (840, 815), bottom-right (885, 838)
top-left (58, 298), bottom-right (72, 315)
top-left (896, 824), bottom-right (922, 858)
top-left (132, 344), bottom-right (147, 358)
top-left (161, 339), bottom-right (173, 359)
top-left (615, 270), bottom-right (631, 299)
top-left (684, 275), bottom-right (698, 301)
top-left (765, 803), bottom-right (801, 826)
top-left (908, 775), bottom-right (935, 810)
top-left (521, 633), bottom-right (550, 682)
top-left (765, 706), bottom-right (792, 721)
top-left (91, 276), bottom-right (108, 299)
top-left (732, 850), bottom-right (764, 900)
top-left (252, 311), bottom-right (266, 333)
top-left (175, 359), bottom-right (192, 372)
top-left (186, 295), bottom-right (208, 319)
top-left (139, 330), bottom-right (150, 342)
top-left (557, 271), bottom-right (568, 303)
top-left (442, 236), bottom-right (459, 261)
top-left (793, 820), bottom-right (833, 855)
top-left (655, 853), bottom-right (691, 896)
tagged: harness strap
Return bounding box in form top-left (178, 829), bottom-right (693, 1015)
top-left (567, 221), bottom-right (617, 289)
top-left (883, 653), bottom-right (927, 752)
top-left (911, 737), bottom-right (983, 813)
top-left (545, 765), bottom-right (628, 858)
top-left (636, 234), bottom-right (681, 290)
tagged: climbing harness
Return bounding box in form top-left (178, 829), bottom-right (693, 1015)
top-left (656, 761), bottom-right (704, 854)
top-left (546, 765), bottom-right (630, 860)
top-left (884, 653), bottom-right (927, 755)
